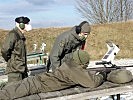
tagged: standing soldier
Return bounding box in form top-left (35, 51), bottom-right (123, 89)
top-left (47, 21), bottom-right (91, 72)
top-left (1, 16), bottom-right (32, 82)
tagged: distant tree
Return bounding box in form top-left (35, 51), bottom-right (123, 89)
top-left (76, 0), bottom-right (133, 24)
top-left (115, 0), bottom-right (133, 21)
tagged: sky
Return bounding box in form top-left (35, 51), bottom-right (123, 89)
top-left (0, 0), bottom-right (86, 30)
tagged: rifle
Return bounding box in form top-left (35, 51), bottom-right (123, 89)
top-left (88, 61), bottom-right (133, 73)
top-left (87, 41), bottom-right (133, 73)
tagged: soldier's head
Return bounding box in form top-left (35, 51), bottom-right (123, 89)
top-left (72, 50), bottom-right (90, 69)
top-left (15, 16), bottom-right (32, 33)
top-left (76, 21), bottom-right (91, 41)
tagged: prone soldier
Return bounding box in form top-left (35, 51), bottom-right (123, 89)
top-left (0, 50), bottom-right (104, 100)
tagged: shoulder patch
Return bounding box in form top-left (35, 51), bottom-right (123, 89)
top-left (59, 40), bottom-right (65, 47)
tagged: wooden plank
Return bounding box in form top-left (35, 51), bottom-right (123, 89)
top-left (48, 85), bottom-right (133, 100)
top-left (15, 81), bottom-right (133, 100)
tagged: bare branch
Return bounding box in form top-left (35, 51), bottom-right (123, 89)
top-left (76, 0), bottom-right (133, 24)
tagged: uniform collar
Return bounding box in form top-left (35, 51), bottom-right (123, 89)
top-left (14, 27), bottom-right (26, 40)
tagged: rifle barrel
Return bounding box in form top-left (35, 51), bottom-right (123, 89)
top-left (88, 65), bottom-right (133, 72)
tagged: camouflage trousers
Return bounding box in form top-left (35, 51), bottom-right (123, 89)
top-left (0, 76), bottom-right (42, 100)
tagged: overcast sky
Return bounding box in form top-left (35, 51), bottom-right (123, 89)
top-left (0, 0), bottom-right (86, 30)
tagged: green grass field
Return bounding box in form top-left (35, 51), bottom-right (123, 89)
top-left (0, 21), bottom-right (133, 60)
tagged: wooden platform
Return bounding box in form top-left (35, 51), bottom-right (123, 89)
top-left (15, 81), bottom-right (133, 100)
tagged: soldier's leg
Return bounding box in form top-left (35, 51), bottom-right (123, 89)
top-left (0, 90), bottom-right (10, 100)
top-left (0, 76), bottom-right (42, 99)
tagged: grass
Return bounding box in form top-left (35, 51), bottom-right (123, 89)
top-left (87, 21), bottom-right (133, 60)
top-left (0, 21), bottom-right (133, 60)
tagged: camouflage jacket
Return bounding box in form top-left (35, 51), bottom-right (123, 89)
top-left (47, 27), bottom-right (86, 71)
top-left (1, 27), bottom-right (28, 74)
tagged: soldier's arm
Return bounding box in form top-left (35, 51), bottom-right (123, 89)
top-left (79, 70), bottom-right (103, 88)
top-left (69, 67), bottom-right (104, 88)
top-left (49, 37), bottom-right (67, 70)
top-left (1, 32), bottom-right (16, 62)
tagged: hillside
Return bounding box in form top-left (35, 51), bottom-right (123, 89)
top-left (0, 21), bottom-right (133, 60)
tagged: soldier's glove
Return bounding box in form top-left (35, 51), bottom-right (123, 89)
top-left (80, 36), bottom-right (86, 41)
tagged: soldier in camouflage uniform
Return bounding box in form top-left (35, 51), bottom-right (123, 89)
top-left (47, 21), bottom-right (91, 72)
top-left (1, 16), bottom-right (32, 83)
top-left (0, 50), bottom-right (104, 100)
